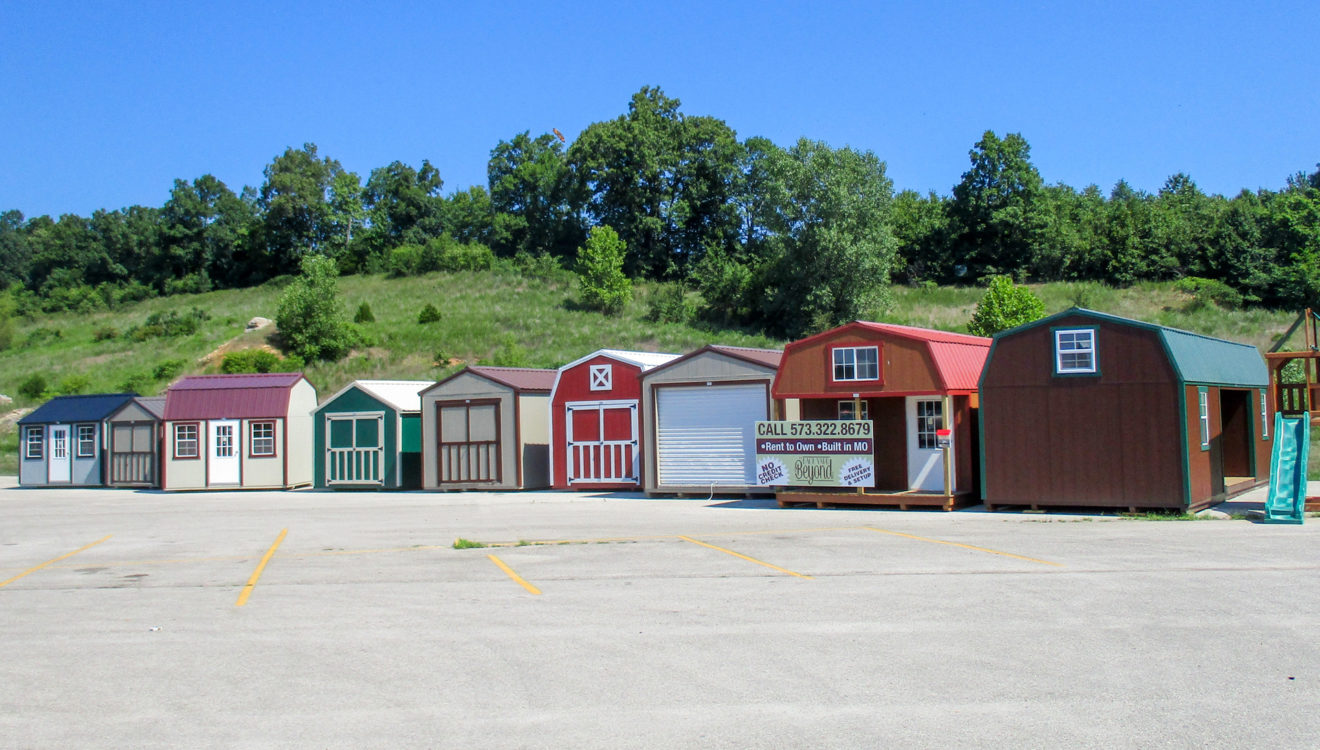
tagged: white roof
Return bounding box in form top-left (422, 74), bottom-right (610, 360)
top-left (318, 380), bottom-right (433, 413)
top-left (559, 348), bottom-right (681, 373)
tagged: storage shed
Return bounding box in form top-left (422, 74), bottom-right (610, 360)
top-left (161, 373), bottom-right (317, 491)
top-left (313, 380), bottom-right (431, 490)
top-left (550, 349), bottom-right (680, 490)
top-left (18, 393), bottom-right (139, 487)
top-left (105, 396), bottom-right (165, 487)
top-left (979, 308), bottom-right (1272, 512)
top-left (420, 366), bottom-right (557, 491)
top-left (771, 322), bottom-right (991, 509)
top-left (641, 345), bottom-right (795, 495)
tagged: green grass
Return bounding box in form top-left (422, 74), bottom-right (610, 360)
top-left (0, 270), bottom-right (1310, 476)
top-left (451, 538), bottom-right (487, 549)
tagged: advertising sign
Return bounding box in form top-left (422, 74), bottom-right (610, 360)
top-left (754, 420), bottom-right (874, 487)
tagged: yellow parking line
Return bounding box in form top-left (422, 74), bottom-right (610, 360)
top-left (864, 527), bottom-right (1062, 567)
top-left (487, 554), bottom-right (541, 595)
top-left (236, 529), bottom-right (288, 607)
top-left (0, 535), bottom-right (112, 588)
top-left (679, 536), bottom-right (813, 579)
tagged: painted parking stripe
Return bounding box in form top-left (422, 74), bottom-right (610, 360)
top-left (0, 535), bottom-right (112, 589)
top-left (236, 529), bottom-right (288, 607)
top-left (487, 554), bottom-right (541, 595)
top-left (864, 527), bottom-right (1062, 567)
top-left (679, 536), bottom-right (813, 579)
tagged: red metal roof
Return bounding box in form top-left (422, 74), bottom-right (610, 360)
top-left (465, 366), bottom-right (557, 392)
top-left (708, 345), bottom-right (783, 368)
top-left (928, 341), bottom-right (991, 391)
top-left (164, 373), bottom-right (306, 420)
top-left (852, 321), bottom-right (990, 346)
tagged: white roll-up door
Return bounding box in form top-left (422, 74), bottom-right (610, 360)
top-left (656, 384), bottom-right (766, 487)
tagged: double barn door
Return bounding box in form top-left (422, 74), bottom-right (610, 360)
top-left (436, 400), bottom-right (501, 484)
top-left (565, 400), bottom-right (638, 485)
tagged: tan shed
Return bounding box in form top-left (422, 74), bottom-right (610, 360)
top-left (641, 345), bottom-right (795, 495)
top-left (419, 366), bottom-right (556, 491)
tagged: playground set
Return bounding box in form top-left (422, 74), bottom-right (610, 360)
top-left (1263, 309), bottom-right (1320, 523)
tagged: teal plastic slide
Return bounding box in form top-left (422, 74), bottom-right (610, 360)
top-left (1265, 412), bottom-right (1310, 524)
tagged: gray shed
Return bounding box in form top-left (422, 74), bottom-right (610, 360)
top-left (640, 345), bottom-right (796, 495)
top-left (419, 366), bottom-right (556, 491)
top-left (18, 393), bottom-right (139, 487)
top-left (106, 396), bottom-right (165, 487)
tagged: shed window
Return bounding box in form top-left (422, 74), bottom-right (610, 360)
top-left (250, 421), bottom-right (276, 457)
top-left (1260, 389), bottom-right (1268, 439)
top-left (589, 364), bottom-right (613, 391)
top-left (24, 426), bottom-right (43, 459)
top-left (1198, 388), bottom-right (1210, 451)
top-left (832, 346), bottom-right (879, 382)
top-left (1055, 328), bottom-right (1097, 374)
top-left (837, 400), bottom-right (869, 421)
top-left (76, 425), bottom-right (96, 457)
top-left (175, 424), bottom-right (199, 458)
top-left (916, 400), bottom-right (944, 450)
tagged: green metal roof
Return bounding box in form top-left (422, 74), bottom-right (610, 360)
top-left (994, 308), bottom-right (1268, 387)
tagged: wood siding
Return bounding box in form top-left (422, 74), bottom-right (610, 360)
top-left (775, 331), bottom-right (940, 398)
top-left (551, 355), bottom-right (646, 489)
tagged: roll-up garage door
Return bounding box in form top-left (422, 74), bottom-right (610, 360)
top-left (656, 384), bottom-right (766, 486)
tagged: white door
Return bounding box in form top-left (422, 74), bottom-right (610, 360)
top-left (565, 400), bottom-right (638, 484)
top-left (208, 420), bottom-right (240, 485)
top-left (47, 425), bottom-right (71, 483)
top-left (906, 397), bottom-right (950, 493)
top-left (656, 384), bottom-right (766, 487)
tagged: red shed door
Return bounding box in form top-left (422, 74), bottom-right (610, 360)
top-left (565, 400), bottom-right (638, 485)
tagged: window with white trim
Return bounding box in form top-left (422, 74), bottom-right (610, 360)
top-left (832, 346), bottom-right (879, 382)
top-left (1055, 329), bottom-right (1096, 374)
top-left (1260, 389), bottom-right (1268, 439)
top-left (175, 424), bottom-right (199, 458)
top-left (1198, 388), bottom-right (1210, 450)
top-left (76, 425), bottom-right (96, 457)
top-left (251, 421), bottom-right (276, 456)
top-left (24, 426), bottom-right (43, 459)
top-left (589, 364), bottom-right (613, 391)
top-left (916, 399), bottom-right (944, 450)
top-left (837, 400), bottom-right (869, 421)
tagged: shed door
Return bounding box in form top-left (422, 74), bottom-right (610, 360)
top-left (111, 422), bottom-right (156, 485)
top-left (566, 401), bottom-right (638, 484)
top-left (326, 413), bottom-right (384, 485)
top-left (208, 420), bottom-right (240, 485)
top-left (437, 401), bottom-right (501, 484)
top-left (656, 385), bottom-right (765, 486)
top-left (906, 398), bottom-right (950, 493)
top-left (47, 425), bottom-right (71, 483)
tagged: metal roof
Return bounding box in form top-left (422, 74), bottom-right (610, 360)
top-left (993, 308), bottom-right (1268, 387)
top-left (853, 321), bottom-right (990, 346)
top-left (134, 396), bottom-right (166, 419)
top-left (928, 341), bottom-right (992, 391)
top-left (643, 345), bottom-right (783, 378)
top-left (18, 393), bottom-right (139, 425)
top-left (558, 348), bottom-right (681, 373)
top-left (465, 367), bottom-right (557, 392)
top-left (164, 373), bottom-right (307, 420)
top-left (318, 380), bottom-right (433, 413)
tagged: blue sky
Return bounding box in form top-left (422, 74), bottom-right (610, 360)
top-left (2, 1), bottom-right (1317, 218)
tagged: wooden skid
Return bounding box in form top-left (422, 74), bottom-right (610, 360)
top-left (776, 491), bottom-right (973, 512)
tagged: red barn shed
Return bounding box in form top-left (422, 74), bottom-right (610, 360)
top-left (550, 349), bottom-right (679, 490)
top-left (771, 321), bottom-right (991, 510)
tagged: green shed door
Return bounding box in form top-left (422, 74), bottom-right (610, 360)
top-left (326, 413), bottom-right (385, 485)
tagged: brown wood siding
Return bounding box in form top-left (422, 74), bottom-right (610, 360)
top-left (1254, 389), bottom-right (1272, 483)
top-left (871, 398), bottom-right (907, 490)
top-left (776, 331), bottom-right (941, 397)
top-left (1186, 385), bottom-right (1216, 504)
top-left (954, 396), bottom-right (974, 495)
top-left (982, 318), bottom-right (1185, 508)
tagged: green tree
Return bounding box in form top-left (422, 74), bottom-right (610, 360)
top-left (160, 175), bottom-right (254, 288)
top-left (756, 138), bottom-right (898, 337)
top-left (488, 131), bottom-right (583, 258)
top-left (967, 276), bottom-right (1046, 336)
top-left (575, 225), bottom-right (632, 314)
top-left (275, 255), bottom-right (356, 361)
top-left (326, 171), bottom-right (366, 263)
top-left (444, 185), bottom-right (495, 246)
top-left (362, 160), bottom-right (446, 253)
top-left (948, 131), bottom-right (1044, 280)
top-left (0, 210), bottom-right (32, 288)
top-left (890, 190), bottom-right (952, 283)
top-left (257, 143), bottom-right (344, 276)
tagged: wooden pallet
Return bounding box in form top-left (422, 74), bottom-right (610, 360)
top-left (776, 491), bottom-right (975, 512)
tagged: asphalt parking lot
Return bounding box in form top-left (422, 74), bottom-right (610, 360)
top-left (2, 481), bottom-right (1318, 749)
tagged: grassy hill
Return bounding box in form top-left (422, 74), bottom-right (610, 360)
top-left (0, 267), bottom-right (1308, 476)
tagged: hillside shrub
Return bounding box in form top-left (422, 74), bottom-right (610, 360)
top-left (513, 251), bottom-right (567, 281)
top-left (126, 308), bottom-right (209, 341)
top-left (164, 272), bottom-right (213, 296)
top-left (434, 239), bottom-right (495, 272)
top-left (353, 302), bottom-right (375, 323)
top-left (575, 225), bottom-right (632, 315)
top-left (118, 372), bottom-right (152, 394)
top-left (968, 276), bottom-right (1046, 336)
top-left (55, 374), bottom-right (91, 396)
top-left (92, 325), bottom-right (118, 342)
top-left (152, 359), bottom-right (186, 381)
top-left (221, 349), bottom-right (281, 374)
top-left (276, 255), bottom-right (357, 362)
top-left (23, 327), bottom-right (62, 347)
top-left (1176, 277), bottom-right (1243, 310)
top-left (418, 303), bottom-right (442, 324)
top-left (489, 335), bottom-right (531, 367)
top-left (18, 374), bottom-right (47, 401)
top-left (387, 244), bottom-right (424, 277)
top-left (646, 284), bottom-right (695, 324)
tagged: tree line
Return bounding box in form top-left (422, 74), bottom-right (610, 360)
top-left (2, 86), bottom-right (1318, 339)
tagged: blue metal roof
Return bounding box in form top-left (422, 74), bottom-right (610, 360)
top-left (993, 308), bottom-right (1268, 387)
top-left (18, 393), bottom-right (139, 425)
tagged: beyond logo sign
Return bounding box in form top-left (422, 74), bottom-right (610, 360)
top-left (754, 421), bottom-right (875, 487)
